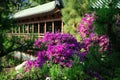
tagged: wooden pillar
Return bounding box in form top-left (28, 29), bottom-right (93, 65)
top-left (18, 25), bottom-right (20, 37)
top-left (23, 25), bottom-right (25, 37)
top-left (23, 25), bottom-right (24, 33)
top-left (18, 25), bottom-right (20, 33)
top-left (38, 23), bottom-right (40, 37)
top-left (61, 21), bottom-right (64, 33)
top-left (30, 24), bottom-right (34, 39)
top-left (28, 24), bottom-right (30, 33)
top-left (44, 22), bottom-right (46, 33)
top-left (32, 24), bottom-right (34, 33)
top-left (52, 21), bottom-right (54, 33)
top-left (27, 24), bottom-right (29, 34)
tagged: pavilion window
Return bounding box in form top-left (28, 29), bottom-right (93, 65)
top-left (29, 24), bottom-right (32, 33)
top-left (40, 23), bottom-right (44, 34)
top-left (34, 23), bottom-right (38, 33)
top-left (54, 21), bottom-right (61, 33)
top-left (46, 22), bottom-right (52, 32)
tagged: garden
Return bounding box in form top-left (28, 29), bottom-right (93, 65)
top-left (0, 0), bottom-right (120, 80)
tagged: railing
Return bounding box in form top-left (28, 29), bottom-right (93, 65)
top-left (7, 33), bottom-right (44, 40)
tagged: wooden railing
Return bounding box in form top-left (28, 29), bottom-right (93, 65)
top-left (7, 33), bottom-right (44, 40)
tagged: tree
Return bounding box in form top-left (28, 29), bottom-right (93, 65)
top-left (0, 0), bottom-right (33, 57)
top-left (28, 0), bottom-right (54, 7)
top-left (90, 0), bottom-right (120, 51)
top-left (61, 0), bottom-right (90, 41)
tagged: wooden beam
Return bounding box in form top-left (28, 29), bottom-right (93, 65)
top-left (17, 18), bottom-right (61, 25)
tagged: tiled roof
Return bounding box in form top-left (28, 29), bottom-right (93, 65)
top-left (13, 1), bottom-right (61, 19)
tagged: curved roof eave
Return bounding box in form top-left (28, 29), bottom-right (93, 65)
top-left (13, 1), bottom-right (57, 19)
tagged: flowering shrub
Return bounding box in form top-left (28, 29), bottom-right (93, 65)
top-left (78, 13), bottom-right (109, 53)
top-left (25, 13), bottom-right (109, 73)
top-left (25, 32), bottom-right (82, 70)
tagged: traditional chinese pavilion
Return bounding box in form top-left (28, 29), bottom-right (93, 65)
top-left (10, 0), bottom-right (63, 39)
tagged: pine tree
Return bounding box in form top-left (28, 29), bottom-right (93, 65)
top-left (61, 0), bottom-right (90, 41)
top-left (90, 0), bottom-right (120, 51)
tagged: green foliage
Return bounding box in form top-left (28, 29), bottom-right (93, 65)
top-left (0, 69), bottom-right (17, 80)
top-left (91, 0), bottom-right (120, 51)
top-left (61, 56), bottom-right (88, 80)
top-left (22, 63), bottom-right (49, 79)
top-left (113, 68), bottom-right (120, 80)
top-left (62, 0), bottom-right (90, 41)
top-left (29, 0), bottom-right (54, 6)
top-left (44, 55), bottom-right (88, 80)
top-left (0, 53), bottom-right (23, 68)
top-left (49, 64), bottom-right (62, 80)
top-left (18, 55), bottom-right (89, 80)
top-left (82, 44), bottom-right (120, 80)
top-left (0, 53), bottom-right (24, 80)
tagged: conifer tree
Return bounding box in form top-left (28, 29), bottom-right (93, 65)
top-left (62, 0), bottom-right (90, 40)
top-left (90, 0), bottom-right (120, 51)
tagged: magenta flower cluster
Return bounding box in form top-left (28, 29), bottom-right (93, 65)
top-left (24, 13), bottom-right (109, 71)
top-left (78, 13), bottom-right (94, 39)
top-left (78, 13), bottom-right (109, 53)
top-left (25, 32), bottom-right (82, 70)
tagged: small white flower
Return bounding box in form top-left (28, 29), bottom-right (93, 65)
top-left (46, 77), bottom-right (51, 80)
